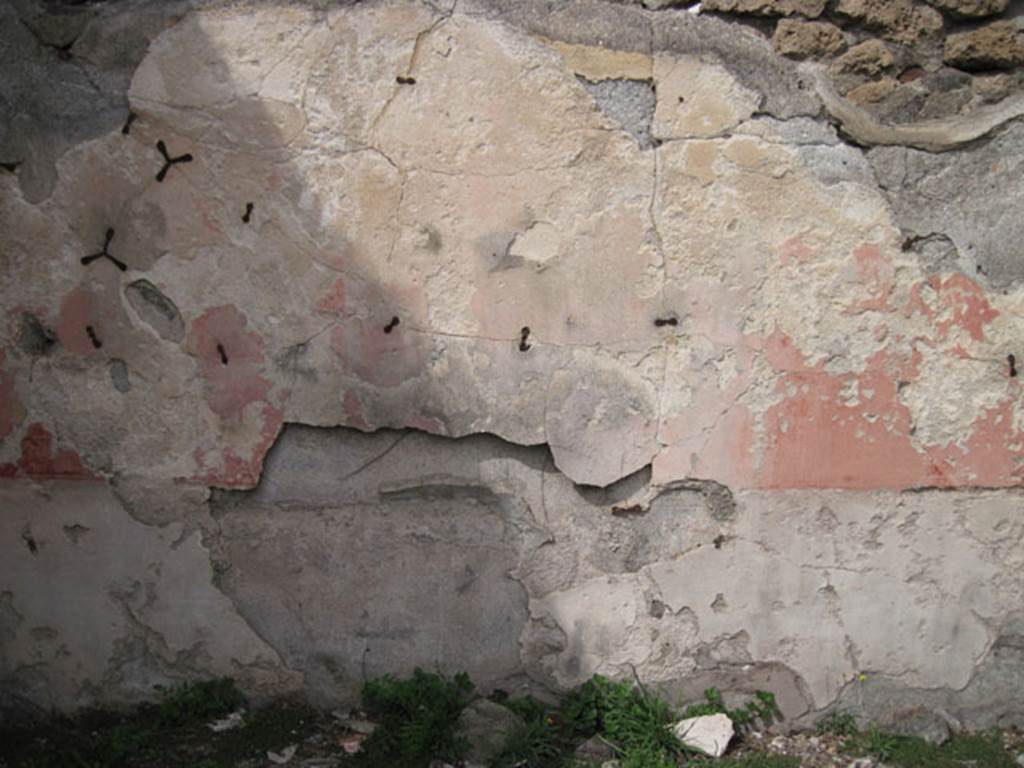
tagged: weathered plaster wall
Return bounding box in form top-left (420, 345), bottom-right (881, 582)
top-left (2, 0), bottom-right (1024, 731)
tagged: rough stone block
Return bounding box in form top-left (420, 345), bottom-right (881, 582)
top-left (944, 21), bottom-right (1024, 70)
top-left (772, 19), bottom-right (847, 60)
top-left (702, 0), bottom-right (826, 18)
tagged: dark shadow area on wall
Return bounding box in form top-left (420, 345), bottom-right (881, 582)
top-left (1, 0), bottom-right (564, 709)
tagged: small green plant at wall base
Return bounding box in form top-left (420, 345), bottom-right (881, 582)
top-left (845, 727), bottom-right (1017, 768)
top-left (682, 687), bottom-right (782, 731)
top-left (558, 674), bottom-right (684, 759)
top-left (496, 693), bottom-right (550, 724)
top-left (155, 677), bottom-right (245, 727)
top-left (815, 709), bottom-right (859, 737)
top-left (620, 743), bottom-right (678, 768)
top-left (491, 718), bottom-right (563, 768)
top-left (356, 668), bottom-right (475, 767)
top-left (489, 694), bottom-right (565, 768)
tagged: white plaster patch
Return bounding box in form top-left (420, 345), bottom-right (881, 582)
top-left (901, 344), bottom-right (1008, 449)
top-left (652, 55), bottom-right (761, 140)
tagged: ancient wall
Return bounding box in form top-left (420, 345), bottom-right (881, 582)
top-left (3, 0), bottom-right (1024, 733)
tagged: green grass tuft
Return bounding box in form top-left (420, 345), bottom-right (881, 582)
top-left (712, 756), bottom-right (801, 768)
top-left (559, 674), bottom-right (683, 759)
top-left (155, 678), bottom-right (245, 727)
top-left (815, 709), bottom-right (859, 737)
top-left (620, 743), bottom-right (679, 768)
top-left (846, 726), bottom-right (1016, 768)
top-left (354, 667), bottom-right (475, 768)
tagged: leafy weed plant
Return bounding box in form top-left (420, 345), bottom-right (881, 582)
top-left (489, 695), bottom-right (563, 768)
top-left (355, 668), bottom-right (474, 767)
top-left (559, 675), bottom-right (683, 762)
top-left (815, 709), bottom-right (859, 737)
top-left (682, 688), bottom-right (781, 732)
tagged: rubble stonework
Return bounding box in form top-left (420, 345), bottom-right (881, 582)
top-left (2, 0), bottom-right (1024, 730)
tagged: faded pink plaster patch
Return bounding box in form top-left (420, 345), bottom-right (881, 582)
top-left (326, 280), bottom-right (429, 387)
top-left (342, 390), bottom-right (371, 431)
top-left (924, 398), bottom-right (1024, 486)
top-left (656, 254), bottom-right (1016, 489)
top-left (757, 347), bottom-right (929, 489)
top-left (330, 321), bottom-right (428, 388)
top-left (186, 305), bottom-right (272, 421)
top-left (779, 236), bottom-right (815, 265)
top-left (57, 278), bottom-right (138, 358)
top-left (57, 287), bottom-right (111, 356)
top-left (655, 405), bottom-right (757, 488)
top-left (316, 278), bottom-right (347, 315)
top-left (198, 198), bottom-right (221, 237)
top-left (763, 327), bottom-right (811, 372)
top-left (906, 273), bottom-right (999, 342)
top-left (845, 243), bottom-right (894, 314)
top-left (654, 279), bottom-right (760, 485)
top-left (180, 307), bottom-right (290, 487)
top-left (0, 349), bottom-right (19, 441)
top-left (0, 423), bottom-right (98, 481)
top-left (407, 413), bottom-right (446, 435)
top-left (753, 317), bottom-right (1024, 488)
top-left (190, 402), bottom-right (285, 488)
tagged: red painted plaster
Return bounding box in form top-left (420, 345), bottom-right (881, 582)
top-left (0, 349), bottom-right (19, 441)
top-left (342, 390), bottom-right (371, 431)
top-left (406, 413), bottom-right (446, 435)
top-left (190, 402), bottom-right (285, 488)
top-left (924, 398), bottom-right (1024, 486)
top-left (316, 278), bottom-right (347, 315)
top-left (0, 423), bottom-right (97, 481)
top-left (845, 243), bottom-right (895, 314)
top-left (186, 305), bottom-right (272, 421)
top-left (57, 287), bottom-right (107, 356)
top-left (779, 235), bottom-right (816, 266)
top-left (330, 321), bottom-right (427, 388)
top-left (757, 347), bottom-right (928, 489)
top-left (906, 273), bottom-right (999, 342)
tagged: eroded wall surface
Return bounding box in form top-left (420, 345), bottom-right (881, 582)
top-left (3, 0), bottom-right (1024, 730)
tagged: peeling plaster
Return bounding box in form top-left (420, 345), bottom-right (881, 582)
top-left (3, 0), bottom-right (1024, 722)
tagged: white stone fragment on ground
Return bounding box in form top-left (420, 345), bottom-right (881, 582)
top-left (671, 713), bottom-right (735, 757)
top-left (207, 709), bottom-right (245, 732)
top-left (268, 744), bottom-right (298, 764)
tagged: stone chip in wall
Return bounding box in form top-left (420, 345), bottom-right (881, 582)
top-left (944, 21), bottom-right (1024, 70)
top-left (772, 19), bottom-right (847, 60)
top-left (701, 0), bottom-right (826, 18)
top-left (829, 39), bottom-right (895, 77)
top-left (924, 0), bottom-right (1010, 19)
top-left (835, 0), bottom-right (944, 44)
